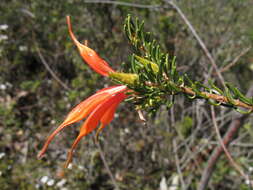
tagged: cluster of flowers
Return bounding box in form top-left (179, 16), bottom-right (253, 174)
top-left (38, 16), bottom-right (130, 168)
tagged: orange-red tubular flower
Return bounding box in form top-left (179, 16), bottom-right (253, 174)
top-left (37, 85), bottom-right (127, 161)
top-left (66, 16), bottom-right (115, 76)
top-left (64, 91), bottom-right (127, 168)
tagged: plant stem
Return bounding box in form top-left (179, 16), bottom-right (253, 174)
top-left (180, 86), bottom-right (253, 111)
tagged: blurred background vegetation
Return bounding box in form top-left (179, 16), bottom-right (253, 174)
top-left (1, 0), bottom-right (253, 189)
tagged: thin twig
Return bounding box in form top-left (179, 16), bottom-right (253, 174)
top-left (210, 106), bottom-right (250, 183)
top-left (94, 136), bottom-right (120, 190)
top-left (200, 114), bottom-right (251, 190)
top-left (83, 0), bottom-right (161, 9)
top-left (164, 0), bottom-right (226, 88)
top-left (173, 124), bottom-right (203, 172)
top-left (219, 46), bottom-right (251, 74)
top-left (145, 80), bottom-right (253, 111)
top-left (35, 44), bottom-right (71, 91)
top-left (209, 141), bottom-right (253, 148)
top-left (173, 139), bottom-right (186, 189)
top-left (198, 85), bottom-right (253, 190)
top-left (198, 116), bottom-right (245, 190)
top-left (180, 85), bottom-right (253, 111)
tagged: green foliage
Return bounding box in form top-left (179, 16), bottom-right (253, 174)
top-left (20, 80), bottom-right (41, 92)
top-left (244, 123), bottom-right (253, 138)
top-left (178, 116), bottom-right (193, 138)
top-left (122, 15), bottom-right (181, 115)
top-left (212, 159), bottom-right (233, 184)
top-left (120, 15), bottom-right (253, 115)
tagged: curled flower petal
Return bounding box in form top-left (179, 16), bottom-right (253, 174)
top-left (37, 85), bottom-right (127, 159)
top-left (64, 92), bottom-right (127, 168)
top-left (93, 102), bottom-right (121, 142)
top-left (66, 16), bottom-right (115, 76)
top-left (95, 94), bottom-right (127, 140)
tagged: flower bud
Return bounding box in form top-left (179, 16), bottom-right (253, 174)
top-left (109, 72), bottom-right (138, 86)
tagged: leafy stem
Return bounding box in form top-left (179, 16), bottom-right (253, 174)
top-left (110, 15), bottom-right (253, 115)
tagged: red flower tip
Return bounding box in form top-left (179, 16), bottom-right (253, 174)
top-left (66, 16), bottom-right (115, 76)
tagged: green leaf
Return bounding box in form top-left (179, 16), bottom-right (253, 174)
top-left (208, 80), bottom-right (223, 95)
top-left (20, 80), bottom-right (41, 92)
top-left (134, 54), bottom-right (159, 73)
top-left (226, 83), bottom-right (252, 105)
top-left (235, 107), bottom-right (252, 114)
top-left (224, 87), bottom-right (236, 105)
top-left (207, 98), bottom-right (222, 106)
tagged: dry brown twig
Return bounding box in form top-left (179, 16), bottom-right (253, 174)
top-left (83, 0), bottom-right (161, 9)
top-left (173, 139), bottom-right (186, 189)
top-left (164, 0), bottom-right (226, 88)
top-left (218, 46), bottom-right (251, 74)
top-left (35, 44), bottom-right (71, 91)
top-left (210, 106), bottom-right (251, 185)
top-left (198, 113), bottom-right (250, 190)
top-left (162, 1), bottom-right (253, 189)
top-left (94, 135), bottom-right (120, 190)
top-left (198, 85), bottom-right (253, 190)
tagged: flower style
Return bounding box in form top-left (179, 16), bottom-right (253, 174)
top-left (38, 85), bottom-right (128, 168)
top-left (66, 16), bottom-right (115, 76)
